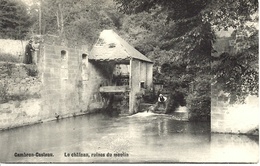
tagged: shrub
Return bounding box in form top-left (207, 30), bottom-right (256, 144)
top-left (142, 88), bottom-right (157, 103)
top-left (166, 89), bottom-right (187, 113)
top-left (24, 64), bottom-right (38, 77)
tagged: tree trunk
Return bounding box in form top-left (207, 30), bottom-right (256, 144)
top-left (58, 3), bottom-right (64, 36)
top-left (56, 11), bottom-right (60, 34)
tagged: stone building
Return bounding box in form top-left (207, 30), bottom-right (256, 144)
top-left (89, 30), bottom-right (153, 114)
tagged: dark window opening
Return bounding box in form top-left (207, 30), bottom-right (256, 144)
top-left (109, 43), bottom-right (116, 48)
top-left (61, 50), bottom-right (67, 59)
top-left (140, 81), bottom-right (145, 89)
top-left (82, 54), bottom-right (87, 59)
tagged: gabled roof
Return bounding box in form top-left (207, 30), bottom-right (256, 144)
top-left (89, 30), bottom-right (153, 63)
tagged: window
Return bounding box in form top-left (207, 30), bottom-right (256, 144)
top-left (109, 43), bottom-right (116, 48)
top-left (82, 53), bottom-right (88, 81)
top-left (61, 50), bottom-right (68, 79)
top-left (82, 54), bottom-right (88, 59)
top-left (113, 64), bottom-right (129, 76)
top-left (140, 81), bottom-right (145, 89)
top-left (61, 50), bottom-right (67, 60)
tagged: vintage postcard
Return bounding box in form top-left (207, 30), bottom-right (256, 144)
top-left (0, 0), bottom-right (259, 164)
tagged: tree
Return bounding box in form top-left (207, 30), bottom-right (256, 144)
top-left (0, 0), bottom-right (32, 39)
top-left (114, 0), bottom-right (258, 120)
top-left (28, 0), bottom-right (124, 47)
top-left (212, 26), bottom-right (258, 103)
top-left (209, 1), bottom-right (258, 103)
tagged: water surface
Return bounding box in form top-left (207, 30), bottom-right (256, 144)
top-left (0, 112), bottom-right (258, 163)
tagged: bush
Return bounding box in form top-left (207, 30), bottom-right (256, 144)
top-left (24, 64), bottom-right (38, 77)
top-left (166, 89), bottom-right (187, 113)
top-left (142, 89), bottom-right (157, 103)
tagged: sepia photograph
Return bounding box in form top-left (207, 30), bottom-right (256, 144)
top-left (0, 0), bottom-right (259, 164)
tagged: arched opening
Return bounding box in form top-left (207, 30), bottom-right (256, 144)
top-left (61, 50), bottom-right (68, 80)
top-left (61, 50), bottom-right (67, 60)
top-left (81, 53), bottom-right (88, 81)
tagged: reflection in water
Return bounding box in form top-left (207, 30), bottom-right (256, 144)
top-left (0, 111), bottom-right (258, 163)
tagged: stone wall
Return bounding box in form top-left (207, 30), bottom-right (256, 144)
top-left (0, 62), bottom-right (41, 102)
top-left (80, 61), bottom-right (112, 112)
top-left (39, 40), bottom-right (111, 120)
top-left (211, 94), bottom-right (259, 135)
top-left (146, 63), bottom-right (153, 89)
top-left (0, 62), bottom-right (42, 130)
top-left (129, 59), bottom-right (153, 114)
top-left (129, 59), bottom-right (140, 114)
top-left (0, 39), bottom-right (27, 57)
top-left (39, 44), bottom-right (82, 120)
top-left (0, 35), bottom-right (112, 130)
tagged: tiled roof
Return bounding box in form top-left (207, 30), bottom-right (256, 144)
top-left (89, 30), bottom-right (153, 63)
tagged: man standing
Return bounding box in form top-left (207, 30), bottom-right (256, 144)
top-left (23, 39), bottom-right (35, 64)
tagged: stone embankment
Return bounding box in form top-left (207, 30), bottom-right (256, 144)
top-left (211, 94), bottom-right (259, 135)
top-left (0, 62), bottom-right (41, 130)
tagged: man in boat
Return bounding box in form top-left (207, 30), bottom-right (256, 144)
top-left (158, 94), bottom-right (167, 108)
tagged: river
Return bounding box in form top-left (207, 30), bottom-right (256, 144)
top-left (0, 111), bottom-right (258, 163)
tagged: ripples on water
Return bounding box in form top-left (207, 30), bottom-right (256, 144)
top-left (0, 111), bottom-right (258, 163)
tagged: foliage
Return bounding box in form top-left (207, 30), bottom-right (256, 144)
top-left (205, 0), bottom-right (258, 30)
top-left (115, 0), bottom-right (209, 20)
top-left (28, 0), bottom-right (124, 46)
top-left (1, 0), bottom-right (257, 119)
top-left (212, 30), bottom-right (259, 103)
top-left (142, 88), bottom-right (157, 103)
top-left (0, 0), bottom-right (32, 39)
top-left (118, 7), bottom-right (211, 114)
top-left (115, 0), bottom-right (258, 120)
top-left (24, 64), bottom-right (38, 77)
top-left (166, 89), bottom-right (187, 113)
top-left (210, 1), bottom-right (259, 102)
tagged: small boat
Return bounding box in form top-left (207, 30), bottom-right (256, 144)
top-left (152, 102), bottom-right (167, 114)
top-left (152, 94), bottom-right (170, 114)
